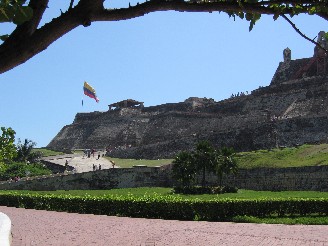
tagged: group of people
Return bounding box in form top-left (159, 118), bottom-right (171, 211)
top-left (93, 163), bottom-right (101, 171)
top-left (10, 176), bottom-right (21, 182)
top-left (230, 91), bottom-right (249, 98)
top-left (83, 148), bottom-right (103, 160)
top-left (65, 148), bottom-right (116, 172)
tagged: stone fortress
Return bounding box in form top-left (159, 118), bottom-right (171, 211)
top-left (48, 32), bottom-right (328, 159)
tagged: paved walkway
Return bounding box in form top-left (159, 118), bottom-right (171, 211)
top-left (1, 206), bottom-right (327, 246)
top-left (42, 152), bottom-right (117, 173)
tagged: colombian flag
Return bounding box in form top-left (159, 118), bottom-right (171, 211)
top-left (83, 81), bottom-right (99, 102)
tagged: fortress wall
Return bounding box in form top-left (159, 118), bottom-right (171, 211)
top-left (194, 165), bottom-right (328, 192)
top-left (270, 58), bottom-right (311, 85)
top-left (142, 102), bottom-right (191, 113)
top-left (224, 165), bottom-right (328, 191)
top-left (253, 76), bottom-right (327, 97)
top-left (47, 73), bottom-right (328, 157)
top-left (73, 111), bottom-right (105, 123)
top-left (140, 112), bottom-right (268, 146)
top-left (48, 114), bottom-right (151, 150)
top-left (0, 167), bottom-right (171, 191)
top-left (0, 165), bottom-right (326, 192)
top-left (275, 116), bottom-right (328, 147)
top-left (108, 115), bottom-right (328, 159)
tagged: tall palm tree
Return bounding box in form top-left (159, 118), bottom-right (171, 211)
top-left (192, 141), bottom-right (216, 187)
top-left (172, 151), bottom-right (196, 188)
top-left (216, 147), bottom-right (238, 187)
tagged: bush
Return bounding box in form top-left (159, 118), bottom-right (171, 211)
top-left (0, 193), bottom-right (327, 222)
top-left (0, 162), bottom-right (52, 181)
top-left (221, 186), bottom-right (238, 194)
top-left (173, 186), bottom-right (238, 194)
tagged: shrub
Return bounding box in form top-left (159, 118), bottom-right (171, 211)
top-left (173, 185), bottom-right (238, 194)
top-left (221, 186), bottom-right (238, 194)
top-left (0, 162), bottom-right (52, 181)
top-left (0, 193), bottom-right (327, 222)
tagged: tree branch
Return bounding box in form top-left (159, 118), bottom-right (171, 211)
top-left (94, 1), bottom-right (285, 22)
top-left (0, 6), bottom-right (83, 73)
top-left (0, 0), bottom-right (49, 52)
top-left (69, 0), bottom-right (74, 10)
top-left (0, 0), bottom-right (326, 74)
top-left (281, 14), bottom-right (327, 53)
top-left (317, 12), bottom-right (328, 21)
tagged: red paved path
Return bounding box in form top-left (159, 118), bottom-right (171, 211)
top-left (1, 206), bottom-right (328, 246)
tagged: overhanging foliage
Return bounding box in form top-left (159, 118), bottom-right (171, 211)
top-left (0, 0), bottom-right (327, 74)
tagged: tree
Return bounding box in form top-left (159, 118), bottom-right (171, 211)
top-left (15, 138), bottom-right (42, 163)
top-left (0, 1), bottom-right (33, 28)
top-left (215, 146), bottom-right (238, 186)
top-left (192, 140), bottom-right (216, 187)
top-left (172, 151), bottom-right (196, 187)
top-left (0, 162), bottom-right (51, 181)
top-left (0, 0), bottom-right (327, 74)
top-left (0, 126), bottom-right (17, 164)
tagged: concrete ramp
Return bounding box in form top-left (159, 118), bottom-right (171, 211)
top-left (42, 152), bottom-right (116, 173)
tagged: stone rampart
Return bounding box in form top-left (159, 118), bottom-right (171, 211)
top-left (0, 165), bottom-right (327, 192)
top-left (220, 165), bottom-right (328, 191)
top-left (0, 167), bottom-right (171, 191)
top-left (41, 160), bottom-right (74, 173)
top-left (48, 74), bottom-right (328, 159)
top-left (270, 58), bottom-right (312, 85)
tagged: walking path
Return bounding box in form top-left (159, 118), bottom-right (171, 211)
top-left (0, 206), bottom-right (327, 246)
top-left (42, 152), bottom-right (117, 173)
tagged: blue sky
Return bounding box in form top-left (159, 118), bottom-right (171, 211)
top-left (0, 1), bottom-right (327, 147)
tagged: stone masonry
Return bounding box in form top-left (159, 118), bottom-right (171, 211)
top-left (0, 165), bottom-right (326, 191)
top-left (47, 34), bottom-right (328, 159)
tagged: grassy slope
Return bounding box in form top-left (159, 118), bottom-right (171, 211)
top-left (108, 143), bottom-right (328, 169)
top-left (236, 144), bottom-right (328, 169)
top-left (38, 143), bottom-right (328, 168)
top-left (33, 148), bottom-right (64, 157)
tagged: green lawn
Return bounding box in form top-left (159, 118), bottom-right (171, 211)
top-left (231, 215), bottom-right (328, 225)
top-left (104, 157), bottom-right (173, 168)
top-left (33, 148), bottom-right (65, 157)
top-left (1, 187), bottom-right (328, 200)
top-left (105, 143), bottom-right (328, 169)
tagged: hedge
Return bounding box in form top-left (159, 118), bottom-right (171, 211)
top-left (0, 193), bottom-right (327, 221)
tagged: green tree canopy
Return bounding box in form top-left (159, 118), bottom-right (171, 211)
top-left (0, 0), bottom-right (33, 26)
top-left (0, 126), bottom-right (17, 164)
top-left (0, 0), bottom-right (327, 74)
top-left (215, 146), bottom-right (238, 186)
top-left (193, 140), bottom-right (216, 187)
top-left (15, 138), bottom-right (42, 163)
top-left (172, 151), bottom-right (196, 187)
top-left (172, 141), bottom-right (239, 189)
